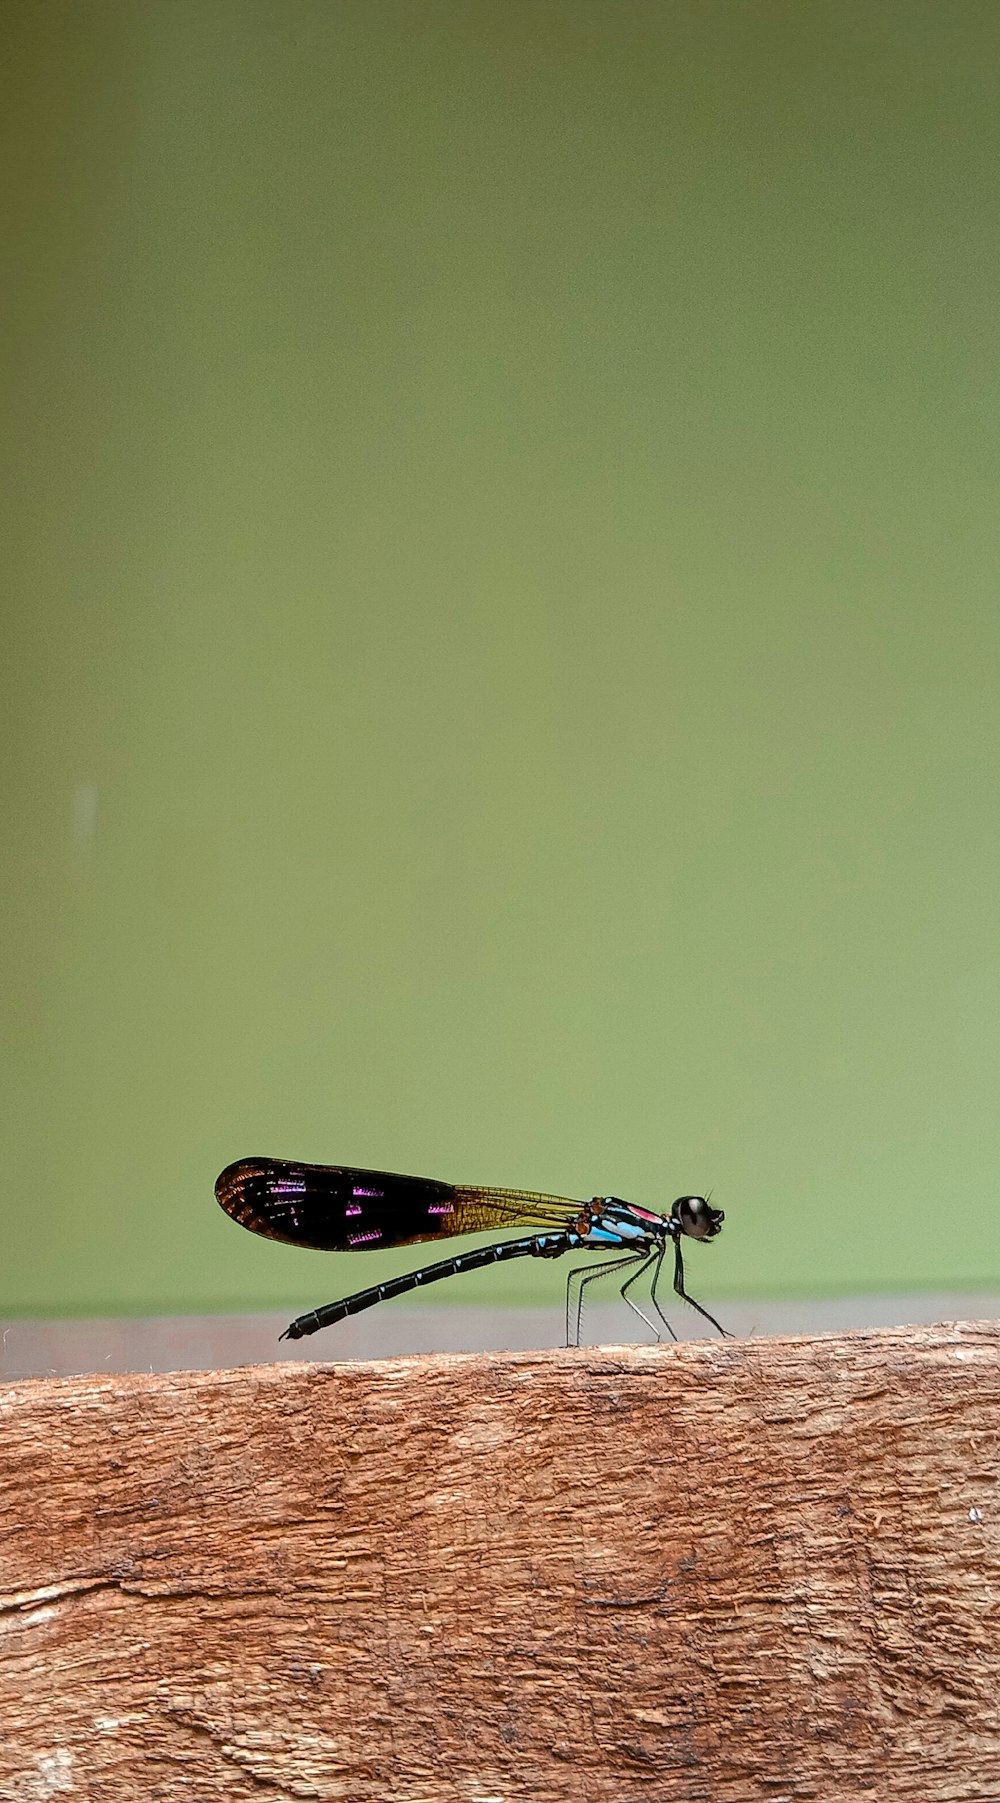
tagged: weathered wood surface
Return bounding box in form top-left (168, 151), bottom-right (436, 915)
top-left (0, 1323), bottom-right (997, 1802)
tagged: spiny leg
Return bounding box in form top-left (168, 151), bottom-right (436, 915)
top-left (647, 1245), bottom-right (679, 1342)
top-left (566, 1251), bottom-right (646, 1348)
top-left (562, 1254), bottom-right (641, 1355)
top-left (619, 1251), bottom-right (665, 1341)
top-left (673, 1238), bottom-right (729, 1337)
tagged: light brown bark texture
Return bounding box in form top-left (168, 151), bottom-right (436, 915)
top-left (0, 1323), bottom-right (997, 1803)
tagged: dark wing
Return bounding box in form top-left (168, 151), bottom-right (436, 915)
top-left (215, 1158), bottom-right (582, 1252)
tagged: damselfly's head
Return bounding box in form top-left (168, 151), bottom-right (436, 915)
top-left (671, 1195), bottom-right (725, 1241)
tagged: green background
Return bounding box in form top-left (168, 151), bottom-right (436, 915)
top-left (4, 0), bottom-right (999, 1320)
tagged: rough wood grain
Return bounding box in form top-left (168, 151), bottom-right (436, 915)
top-left (0, 1323), bottom-right (997, 1802)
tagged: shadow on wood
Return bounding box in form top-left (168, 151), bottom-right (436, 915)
top-left (1, 1323), bottom-right (998, 1800)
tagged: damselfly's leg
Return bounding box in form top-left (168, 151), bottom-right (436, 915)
top-left (619, 1251), bottom-right (665, 1341)
top-left (646, 1245), bottom-right (679, 1342)
top-left (672, 1238), bottom-right (729, 1337)
top-left (565, 1252), bottom-right (646, 1348)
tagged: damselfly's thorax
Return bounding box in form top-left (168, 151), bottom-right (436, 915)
top-left (588, 1195), bottom-right (724, 1246)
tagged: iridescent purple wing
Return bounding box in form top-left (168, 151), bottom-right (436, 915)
top-left (215, 1158), bottom-right (581, 1253)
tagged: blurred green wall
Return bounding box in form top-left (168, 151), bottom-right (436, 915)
top-left (4, 0), bottom-right (999, 1318)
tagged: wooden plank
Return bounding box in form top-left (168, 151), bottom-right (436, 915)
top-left (0, 1322), bottom-right (997, 1801)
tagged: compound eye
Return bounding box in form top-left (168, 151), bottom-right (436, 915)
top-left (675, 1196), bottom-right (723, 1240)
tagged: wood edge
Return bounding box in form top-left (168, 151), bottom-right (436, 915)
top-left (1, 1316), bottom-right (996, 1401)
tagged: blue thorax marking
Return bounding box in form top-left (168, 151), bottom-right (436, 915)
top-left (583, 1224), bottom-right (635, 1247)
top-left (586, 1203), bottom-right (658, 1247)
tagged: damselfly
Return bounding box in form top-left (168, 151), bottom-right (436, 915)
top-left (215, 1157), bottom-right (727, 1344)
